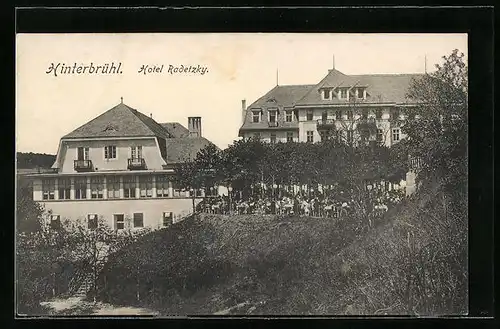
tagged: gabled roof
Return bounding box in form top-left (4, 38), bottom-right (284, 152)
top-left (165, 137), bottom-right (216, 164)
top-left (247, 84), bottom-right (315, 110)
top-left (296, 69), bottom-right (424, 106)
top-left (62, 103), bottom-right (173, 139)
top-left (160, 122), bottom-right (190, 138)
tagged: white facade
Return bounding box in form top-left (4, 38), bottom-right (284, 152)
top-left (241, 106), bottom-right (408, 146)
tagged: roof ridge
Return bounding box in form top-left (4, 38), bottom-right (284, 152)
top-left (130, 107), bottom-right (173, 138)
top-left (295, 70), bottom-right (337, 104)
top-left (62, 102), bottom-right (123, 138)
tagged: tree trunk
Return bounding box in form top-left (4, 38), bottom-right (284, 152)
top-left (192, 195), bottom-right (196, 215)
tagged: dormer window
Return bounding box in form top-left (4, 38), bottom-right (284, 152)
top-left (339, 88), bottom-right (348, 100)
top-left (356, 88), bottom-right (366, 99)
top-left (252, 110), bottom-right (261, 123)
top-left (322, 89), bottom-right (331, 100)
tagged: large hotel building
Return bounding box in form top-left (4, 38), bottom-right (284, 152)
top-left (238, 66), bottom-right (424, 146)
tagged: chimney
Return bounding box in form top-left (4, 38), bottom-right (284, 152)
top-left (241, 99), bottom-right (246, 125)
top-left (332, 54), bottom-right (335, 70)
top-left (188, 117), bottom-right (202, 138)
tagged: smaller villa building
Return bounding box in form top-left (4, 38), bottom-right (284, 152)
top-left (26, 101), bottom-right (215, 230)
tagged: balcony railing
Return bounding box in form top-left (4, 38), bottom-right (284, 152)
top-left (268, 121), bottom-right (279, 127)
top-left (74, 159), bottom-right (93, 172)
top-left (316, 119), bottom-right (336, 128)
top-left (128, 157), bottom-right (147, 170)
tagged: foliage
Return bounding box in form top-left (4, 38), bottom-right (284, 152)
top-left (404, 49), bottom-right (468, 193)
top-left (16, 197), bottom-right (125, 313)
top-left (16, 175), bottom-right (43, 233)
top-left (16, 152), bottom-right (56, 169)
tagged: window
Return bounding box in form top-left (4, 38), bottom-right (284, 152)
top-left (322, 89), bottom-right (330, 100)
top-left (252, 111), bottom-right (260, 123)
top-left (163, 212), bottom-right (173, 227)
top-left (375, 109), bottom-right (383, 119)
top-left (347, 110), bottom-right (354, 120)
top-left (391, 109), bottom-right (400, 121)
top-left (335, 110), bottom-right (342, 120)
top-left (133, 213), bottom-right (144, 228)
top-left (319, 131), bottom-right (328, 142)
top-left (306, 131), bottom-right (314, 143)
top-left (139, 176), bottom-right (153, 198)
top-left (50, 215), bottom-right (61, 229)
top-left (123, 176), bottom-right (137, 198)
top-left (362, 109), bottom-right (369, 120)
top-left (357, 88), bottom-right (365, 99)
top-left (268, 110), bottom-right (277, 123)
top-left (58, 178), bottom-right (71, 200)
top-left (77, 147), bottom-right (89, 160)
top-left (253, 132), bottom-right (261, 140)
top-left (340, 88), bottom-right (348, 99)
top-left (42, 179), bottom-right (55, 200)
top-left (285, 110), bottom-right (293, 122)
top-left (156, 175), bottom-right (170, 197)
top-left (321, 111), bottom-right (328, 121)
top-left (270, 133), bottom-right (277, 144)
top-left (286, 132), bottom-right (294, 143)
top-left (107, 176), bottom-right (120, 199)
top-left (392, 128), bottom-right (400, 142)
top-left (114, 214), bottom-right (125, 230)
top-left (87, 214), bottom-right (98, 229)
top-left (376, 129), bottom-right (384, 142)
top-left (104, 145), bottom-right (117, 159)
top-left (131, 146), bottom-right (142, 159)
top-left (347, 130), bottom-right (354, 144)
top-left (74, 177), bottom-right (87, 199)
top-left (306, 110), bottom-right (314, 121)
top-left (90, 177), bottom-right (104, 199)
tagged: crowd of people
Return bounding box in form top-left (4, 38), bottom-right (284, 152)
top-left (198, 186), bottom-right (406, 220)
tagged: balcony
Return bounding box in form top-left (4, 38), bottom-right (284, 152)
top-left (316, 119), bottom-right (336, 129)
top-left (74, 159), bottom-right (93, 172)
top-left (268, 121), bottom-right (279, 127)
top-left (128, 157), bottom-right (147, 170)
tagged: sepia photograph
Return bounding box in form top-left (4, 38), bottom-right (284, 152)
top-left (16, 32), bottom-right (468, 317)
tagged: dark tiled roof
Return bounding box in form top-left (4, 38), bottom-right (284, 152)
top-left (165, 137), bottom-right (216, 164)
top-left (296, 69), bottom-right (424, 106)
top-left (160, 122), bottom-right (190, 138)
top-left (239, 85), bottom-right (313, 134)
top-left (62, 103), bottom-right (172, 139)
top-left (247, 84), bottom-right (315, 109)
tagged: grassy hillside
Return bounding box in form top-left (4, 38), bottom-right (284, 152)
top-left (97, 182), bottom-right (467, 315)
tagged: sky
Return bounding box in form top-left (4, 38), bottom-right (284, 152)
top-left (16, 33), bottom-right (467, 154)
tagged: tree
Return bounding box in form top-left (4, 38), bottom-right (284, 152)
top-left (64, 216), bottom-right (117, 301)
top-left (16, 175), bottom-right (43, 233)
top-left (173, 144), bottom-right (223, 213)
top-left (404, 49), bottom-right (468, 193)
